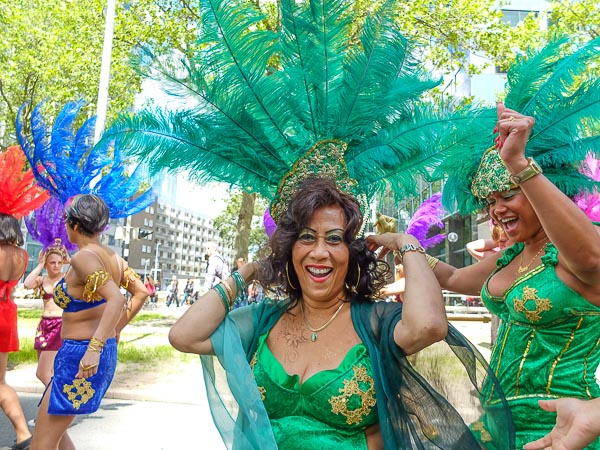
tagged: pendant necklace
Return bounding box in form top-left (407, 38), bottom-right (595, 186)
top-left (300, 301), bottom-right (344, 342)
top-left (517, 239), bottom-right (548, 274)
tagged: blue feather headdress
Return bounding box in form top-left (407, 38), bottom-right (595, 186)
top-left (102, 0), bottom-right (489, 223)
top-left (16, 100), bottom-right (155, 219)
top-left (438, 36), bottom-right (600, 214)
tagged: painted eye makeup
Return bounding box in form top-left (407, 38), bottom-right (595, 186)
top-left (297, 228), bottom-right (344, 244)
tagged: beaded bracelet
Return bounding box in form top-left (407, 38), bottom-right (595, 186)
top-left (425, 254), bottom-right (440, 270)
top-left (213, 283), bottom-right (231, 315)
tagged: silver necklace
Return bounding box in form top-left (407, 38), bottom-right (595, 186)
top-left (300, 301), bottom-right (344, 342)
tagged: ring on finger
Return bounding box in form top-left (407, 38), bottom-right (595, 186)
top-left (79, 362), bottom-right (98, 371)
top-left (508, 116), bottom-right (515, 122)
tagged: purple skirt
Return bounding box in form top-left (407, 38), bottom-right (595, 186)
top-left (34, 316), bottom-right (63, 351)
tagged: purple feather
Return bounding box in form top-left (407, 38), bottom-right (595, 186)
top-left (264, 208), bottom-right (277, 238)
top-left (25, 197), bottom-right (76, 252)
top-left (575, 154), bottom-right (600, 221)
top-left (406, 193), bottom-right (446, 249)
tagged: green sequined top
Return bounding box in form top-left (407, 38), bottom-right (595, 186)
top-left (478, 242), bottom-right (600, 449)
top-left (250, 333), bottom-right (378, 449)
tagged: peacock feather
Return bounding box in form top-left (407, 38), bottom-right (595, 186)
top-left (439, 36), bottom-right (600, 214)
top-left (16, 100), bottom-right (155, 218)
top-left (102, 0), bottom-right (488, 215)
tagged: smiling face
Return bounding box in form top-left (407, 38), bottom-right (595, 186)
top-left (292, 205), bottom-right (349, 304)
top-left (486, 188), bottom-right (542, 242)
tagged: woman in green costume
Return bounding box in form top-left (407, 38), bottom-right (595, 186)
top-left (170, 176), bottom-right (514, 449)
top-left (429, 103), bottom-right (600, 449)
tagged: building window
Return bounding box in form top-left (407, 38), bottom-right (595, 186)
top-left (502, 9), bottom-right (538, 27)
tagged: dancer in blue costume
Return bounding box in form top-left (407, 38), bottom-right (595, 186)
top-left (14, 100), bottom-right (153, 450)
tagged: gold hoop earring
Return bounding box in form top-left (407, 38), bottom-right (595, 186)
top-left (285, 262), bottom-right (297, 290)
top-left (345, 264), bottom-right (360, 294)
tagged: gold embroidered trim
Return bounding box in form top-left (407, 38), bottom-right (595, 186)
top-left (471, 420), bottom-right (492, 442)
top-left (487, 321), bottom-right (512, 403)
top-left (249, 353), bottom-right (258, 371)
top-left (546, 316), bottom-right (584, 394)
top-left (513, 286), bottom-right (552, 322)
top-left (515, 329), bottom-right (536, 396)
top-left (54, 283), bottom-right (71, 309)
top-left (583, 334), bottom-right (600, 398)
top-left (83, 270), bottom-right (111, 302)
top-left (258, 386), bottom-right (266, 401)
top-left (329, 365), bottom-right (376, 425)
top-left (63, 378), bottom-right (96, 410)
top-left (120, 267), bottom-right (140, 290)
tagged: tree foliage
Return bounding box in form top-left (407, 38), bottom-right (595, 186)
top-left (213, 189), bottom-right (270, 263)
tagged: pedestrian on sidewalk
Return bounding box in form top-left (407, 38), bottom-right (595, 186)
top-left (0, 146), bottom-right (48, 450)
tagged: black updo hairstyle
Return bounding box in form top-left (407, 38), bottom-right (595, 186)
top-left (65, 194), bottom-right (110, 236)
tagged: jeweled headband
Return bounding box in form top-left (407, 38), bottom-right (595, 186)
top-left (470, 146), bottom-right (517, 199)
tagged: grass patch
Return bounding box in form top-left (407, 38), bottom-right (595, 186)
top-left (8, 338), bottom-right (37, 365)
top-left (118, 343), bottom-right (192, 363)
top-left (130, 312), bottom-right (165, 323)
top-left (18, 309), bottom-right (42, 320)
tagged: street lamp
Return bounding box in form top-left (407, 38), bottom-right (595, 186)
top-left (153, 242), bottom-right (161, 285)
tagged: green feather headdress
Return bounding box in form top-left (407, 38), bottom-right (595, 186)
top-left (438, 36), bottom-right (600, 214)
top-left (102, 0), bottom-right (489, 223)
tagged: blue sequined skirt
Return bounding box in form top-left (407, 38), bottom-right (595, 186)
top-left (48, 338), bottom-right (117, 415)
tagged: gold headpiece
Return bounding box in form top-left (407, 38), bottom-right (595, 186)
top-left (471, 146), bottom-right (517, 199)
top-left (270, 139), bottom-right (366, 223)
top-left (44, 238), bottom-right (69, 263)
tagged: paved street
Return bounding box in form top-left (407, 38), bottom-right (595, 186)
top-left (0, 393), bottom-right (225, 450)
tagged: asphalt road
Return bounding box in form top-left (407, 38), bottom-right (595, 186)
top-left (0, 393), bottom-right (226, 450)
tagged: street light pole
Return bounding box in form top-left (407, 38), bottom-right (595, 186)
top-left (153, 242), bottom-right (161, 285)
top-left (94, 0), bottom-right (116, 144)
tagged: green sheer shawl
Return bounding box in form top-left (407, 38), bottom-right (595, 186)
top-left (200, 298), bottom-right (515, 449)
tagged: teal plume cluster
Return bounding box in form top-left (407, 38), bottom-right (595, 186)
top-left (439, 36), bottom-right (600, 214)
top-left (103, 0), bottom-right (487, 215)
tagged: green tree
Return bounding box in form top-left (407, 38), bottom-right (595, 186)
top-left (213, 190), bottom-right (270, 264)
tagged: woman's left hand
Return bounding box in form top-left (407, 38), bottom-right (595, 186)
top-left (496, 103), bottom-right (535, 170)
top-left (76, 350), bottom-right (100, 379)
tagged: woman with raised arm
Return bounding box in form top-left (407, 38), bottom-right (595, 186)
top-left (169, 176), bottom-right (513, 449)
top-left (30, 195), bottom-right (148, 450)
top-left (428, 103), bottom-right (600, 448)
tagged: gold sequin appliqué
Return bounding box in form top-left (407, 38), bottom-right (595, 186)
top-left (329, 365), bottom-right (376, 425)
top-left (83, 270), bottom-right (111, 302)
top-left (471, 420), bottom-right (492, 442)
top-left (513, 286), bottom-right (552, 322)
top-left (249, 353), bottom-right (266, 400)
top-left (63, 378), bottom-right (96, 410)
top-left (53, 283), bottom-right (71, 309)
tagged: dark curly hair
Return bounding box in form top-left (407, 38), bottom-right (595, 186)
top-left (65, 194), bottom-right (109, 237)
top-left (0, 213), bottom-right (24, 246)
top-left (261, 177), bottom-right (390, 304)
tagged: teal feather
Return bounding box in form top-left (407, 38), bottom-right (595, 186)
top-left (103, 0), bottom-right (487, 210)
top-left (440, 36), bottom-right (600, 214)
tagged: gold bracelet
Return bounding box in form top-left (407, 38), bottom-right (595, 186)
top-left (88, 337), bottom-right (105, 353)
top-left (425, 254), bottom-right (440, 270)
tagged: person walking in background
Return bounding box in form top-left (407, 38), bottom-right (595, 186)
top-left (23, 240), bottom-right (70, 387)
top-left (144, 275), bottom-right (157, 303)
top-left (203, 242), bottom-right (230, 291)
top-left (166, 276), bottom-right (179, 307)
top-left (30, 194), bottom-right (149, 450)
top-left (0, 145), bottom-right (49, 450)
top-left (182, 279), bottom-right (194, 306)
